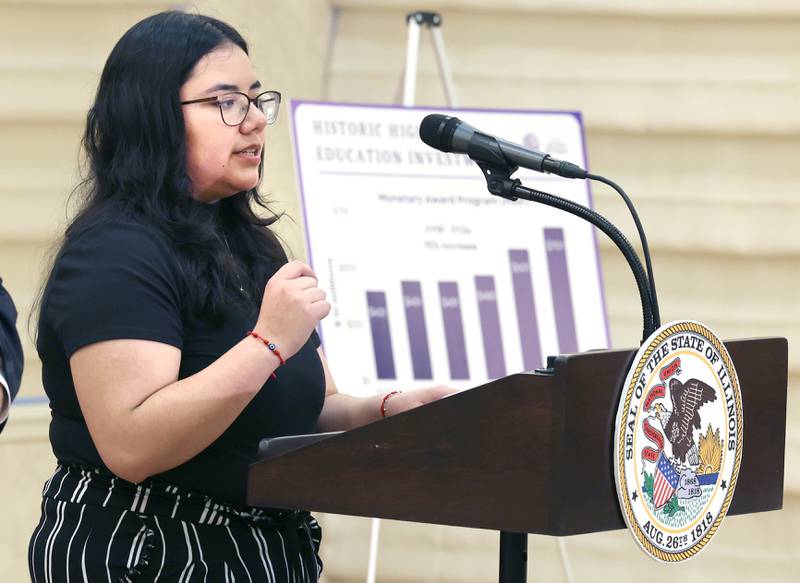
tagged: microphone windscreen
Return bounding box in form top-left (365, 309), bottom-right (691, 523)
top-left (419, 114), bottom-right (453, 151)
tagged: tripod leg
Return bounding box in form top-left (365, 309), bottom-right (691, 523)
top-left (499, 531), bottom-right (528, 583)
top-left (402, 18), bottom-right (421, 106)
top-left (430, 26), bottom-right (458, 107)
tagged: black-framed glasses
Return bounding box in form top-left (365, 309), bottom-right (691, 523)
top-left (180, 90), bottom-right (281, 126)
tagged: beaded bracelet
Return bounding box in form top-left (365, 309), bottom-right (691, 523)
top-left (380, 390), bottom-right (402, 418)
top-left (247, 330), bottom-right (285, 379)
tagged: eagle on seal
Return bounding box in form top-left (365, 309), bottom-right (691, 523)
top-left (654, 377), bottom-right (717, 463)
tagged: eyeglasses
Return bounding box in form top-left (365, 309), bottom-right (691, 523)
top-left (180, 90), bottom-right (281, 126)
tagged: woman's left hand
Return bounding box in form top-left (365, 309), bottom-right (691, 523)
top-left (383, 386), bottom-right (459, 417)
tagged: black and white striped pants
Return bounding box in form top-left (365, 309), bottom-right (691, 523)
top-left (28, 465), bottom-right (322, 582)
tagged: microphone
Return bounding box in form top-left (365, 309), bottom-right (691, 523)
top-left (419, 113), bottom-right (587, 179)
top-left (419, 112), bottom-right (661, 340)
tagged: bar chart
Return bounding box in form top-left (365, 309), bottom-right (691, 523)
top-left (363, 228), bottom-right (581, 383)
top-left (293, 102), bottom-right (609, 396)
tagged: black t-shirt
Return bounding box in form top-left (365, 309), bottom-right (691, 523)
top-left (37, 218), bottom-right (325, 505)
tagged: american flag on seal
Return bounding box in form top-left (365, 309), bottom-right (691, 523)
top-left (653, 451), bottom-right (680, 509)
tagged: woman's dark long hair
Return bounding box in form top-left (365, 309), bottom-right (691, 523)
top-left (40, 11), bottom-right (286, 327)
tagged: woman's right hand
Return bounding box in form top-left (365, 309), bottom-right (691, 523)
top-left (254, 261), bottom-right (330, 359)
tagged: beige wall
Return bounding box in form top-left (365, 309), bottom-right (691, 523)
top-left (318, 2), bottom-right (799, 581)
top-left (1, 0), bottom-right (797, 581)
top-left (0, 1), bottom-right (171, 577)
top-left (0, 0), bottom-right (331, 579)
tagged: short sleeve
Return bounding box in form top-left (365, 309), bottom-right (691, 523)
top-left (311, 329), bottom-right (321, 348)
top-left (45, 221), bottom-right (183, 357)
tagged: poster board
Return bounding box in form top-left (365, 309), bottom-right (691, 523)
top-left (291, 102), bottom-right (609, 397)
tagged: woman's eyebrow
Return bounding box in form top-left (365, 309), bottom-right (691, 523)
top-left (203, 81), bottom-right (262, 94)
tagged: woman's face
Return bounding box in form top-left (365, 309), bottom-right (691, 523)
top-left (180, 44), bottom-right (267, 203)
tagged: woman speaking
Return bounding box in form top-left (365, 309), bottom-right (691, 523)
top-left (29, 11), bottom-right (452, 581)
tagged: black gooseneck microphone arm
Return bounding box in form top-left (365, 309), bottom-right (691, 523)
top-left (586, 173), bottom-right (661, 329)
top-left (475, 158), bottom-right (657, 342)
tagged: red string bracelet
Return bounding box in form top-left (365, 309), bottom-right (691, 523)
top-left (380, 390), bottom-right (402, 418)
top-left (247, 331), bottom-right (285, 379)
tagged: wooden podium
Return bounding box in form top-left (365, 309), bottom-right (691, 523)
top-left (247, 337), bottom-right (787, 581)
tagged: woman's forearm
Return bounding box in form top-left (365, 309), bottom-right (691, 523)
top-left (316, 392), bottom-right (384, 432)
top-left (315, 385), bottom-right (456, 433)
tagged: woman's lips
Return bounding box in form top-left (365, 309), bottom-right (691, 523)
top-left (235, 149), bottom-right (261, 164)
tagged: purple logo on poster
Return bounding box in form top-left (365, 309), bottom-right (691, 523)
top-left (522, 133), bottom-right (540, 150)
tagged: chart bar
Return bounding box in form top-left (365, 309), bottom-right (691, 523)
top-left (475, 276), bottom-right (507, 379)
top-left (509, 249), bottom-right (543, 370)
top-left (401, 281), bottom-right (433, 379)
top-left (366, 291), bottom-right (396, 379)
top-left (438, 282), bottom-right (470, 380)
top-left (544, 228), bottom-right (578, 353)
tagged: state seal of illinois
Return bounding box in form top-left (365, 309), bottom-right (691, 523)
top-left (613, 321), bottom-right (743, 562)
